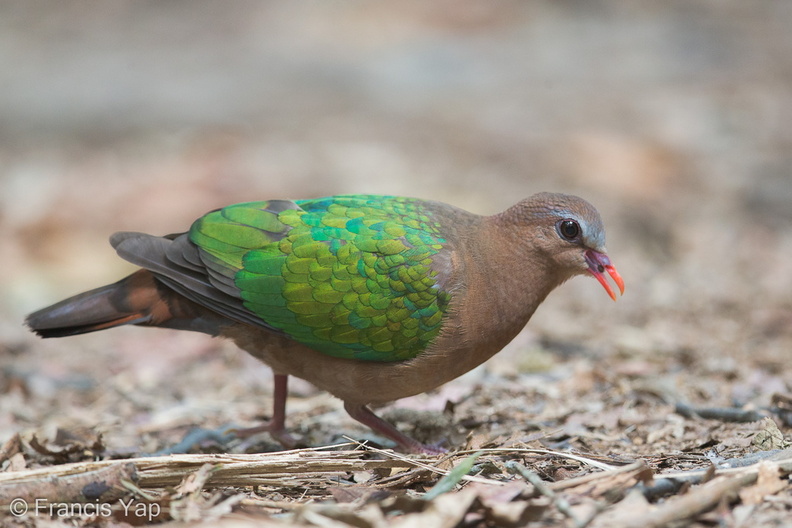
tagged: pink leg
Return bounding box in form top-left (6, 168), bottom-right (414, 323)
top-left (344, 402), bottom-right (446, 455)
top-left (233, 373), bottom-right (297, 448)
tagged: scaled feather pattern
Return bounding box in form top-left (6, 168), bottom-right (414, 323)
top-left (190, 196), bottom-right (450, 361)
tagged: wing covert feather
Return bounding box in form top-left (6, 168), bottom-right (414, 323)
top-left (115, 196), bottom-right (453, 362)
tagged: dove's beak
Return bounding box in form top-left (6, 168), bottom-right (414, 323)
top-left (584, 249), bottom-right (625, 301)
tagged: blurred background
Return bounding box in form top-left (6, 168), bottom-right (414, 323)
top-left (1, 1), bottom-right (791, 451)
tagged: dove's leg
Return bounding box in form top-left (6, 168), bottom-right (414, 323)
top-left (344, 402), bottom-right (446, 455)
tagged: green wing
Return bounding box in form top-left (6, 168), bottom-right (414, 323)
top-left (189, 195), bottom-right (451, 361)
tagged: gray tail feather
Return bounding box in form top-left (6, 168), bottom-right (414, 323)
top-left (26, 279), bottom-right (149, 338)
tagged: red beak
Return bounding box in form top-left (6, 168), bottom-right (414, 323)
top-left (584, 250), bottom-right (625, 301)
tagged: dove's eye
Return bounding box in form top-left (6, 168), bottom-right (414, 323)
top-left (557, 219), bottom-right (581, 241)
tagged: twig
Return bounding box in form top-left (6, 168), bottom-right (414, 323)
top-left (0, 462), bottom-right (138, 507)
top-left (625, 471), bottom-right (757, 528)
top-left (454, 447), bottom-right (622, 471)
top-left (0, 444), bottom-right (415, 490)
top-left (345, 437), bottom-right (505, 486)
top-left (675, 402), bottom-right (766, 423)
top-left (636, 451), bottom-right (792, 501)
top-left (649, 450), bottom-right (792, 482)
top-left (506, 461), bottom-right (592, 528)
top-left (548, 461), bottom-right (650, 492)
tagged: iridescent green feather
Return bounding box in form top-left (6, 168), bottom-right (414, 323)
top-left (188, 196), bottom-right (451, 361)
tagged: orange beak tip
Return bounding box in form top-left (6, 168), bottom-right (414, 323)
top-left (607, 265), bottom-right (625, 297)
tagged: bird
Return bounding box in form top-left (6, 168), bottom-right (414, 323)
top-left (26, 193), bottom-right (623, 454)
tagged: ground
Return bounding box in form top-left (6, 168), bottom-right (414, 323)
top-left (1, 1), bottom-right (792, 526)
